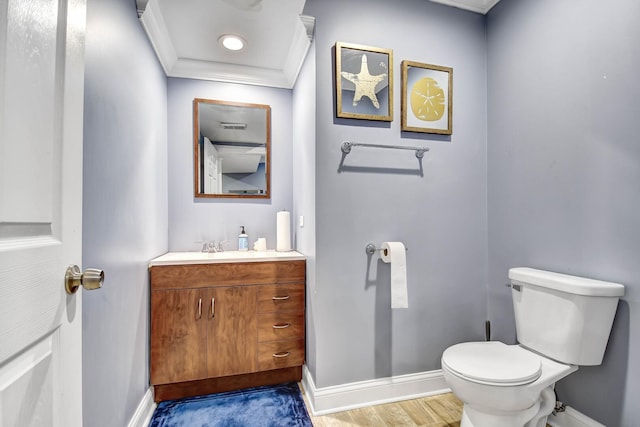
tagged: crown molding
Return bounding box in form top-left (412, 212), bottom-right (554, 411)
top-left (139, 2), bottom-right (314, 88)
top-left (135, 0), bottom-right (149, 17)
top-left (300, 14), bottom-right (316, 40)
top-left (139, 0), bottom-right (177, 76)
top-left (428, 0), bottom-right (501, 14)
top-left (169, 58), bottom-right (294, 88)
top-left (281, 17), bottom-right (313, 88)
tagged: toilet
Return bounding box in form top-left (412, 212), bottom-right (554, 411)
top-left (441, 267), bottom-right (624, 427)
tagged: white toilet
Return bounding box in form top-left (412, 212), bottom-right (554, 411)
top-left (441, 267), bottom-right (624, 427)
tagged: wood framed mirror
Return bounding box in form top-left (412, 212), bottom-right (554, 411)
top-left (193, 98), bottom-right (271, 199)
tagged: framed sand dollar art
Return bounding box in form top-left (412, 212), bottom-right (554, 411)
top-left (335, 42), bottom-right (393, 121)
top-left (401, 60), bottom-right (452, 135)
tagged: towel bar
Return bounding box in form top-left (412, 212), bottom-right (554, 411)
top-left (342, 141), bottom-right (429, 159)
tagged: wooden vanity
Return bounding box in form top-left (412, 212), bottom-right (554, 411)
top-left (149, 251), bottom-right (305, 402)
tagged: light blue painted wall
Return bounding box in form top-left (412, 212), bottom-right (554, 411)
top-left (80, 1), bottom-right (639, 423)
top-left (82, 0), bottom-right (168, 425)
top-left (487, 0), bottom-right (640, 425)
top-left (167, 78), bottom-right (294, 252)
top-left (304, 0), bottom-right (488, 388)
top-left (292, 42), bottom-right (317, 379)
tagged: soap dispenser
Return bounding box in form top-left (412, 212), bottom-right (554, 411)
top-left (238, 226), bottom-right (248, 251)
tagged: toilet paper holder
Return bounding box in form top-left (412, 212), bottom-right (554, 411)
top-left (365, 242), bottom-right (409, 256)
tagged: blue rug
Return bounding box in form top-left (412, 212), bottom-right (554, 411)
top-left (149, 383), bottom-right (312, 427)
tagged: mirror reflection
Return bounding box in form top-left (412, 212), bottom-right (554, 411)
top-left (194, 98), bottom-right (271, 198)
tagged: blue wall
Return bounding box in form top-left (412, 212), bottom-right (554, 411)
top-left (292, 41), bottom-right (317, 382)
top-left (80, 1), bottom-right (639, 425)
top-left (304, 0), bottom-right (488, 388)
top-left (166, 78), bottom-right (294, 252)
top-left (82, 0), bottom-right (168, 424)
top-left (487, 0), bottom-right (640, 424)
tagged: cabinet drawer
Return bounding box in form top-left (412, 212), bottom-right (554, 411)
top-left (258, 312), bottom-right (304, 342)
top-left (257, 283), bottom-right (304, 313)
top-left (151, 260), bottom-right (305, 290)
top-left (258, 339), bottom-right (305, 371)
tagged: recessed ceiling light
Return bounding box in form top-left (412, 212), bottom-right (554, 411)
top-left (219, 34), bottom-right (246, 51)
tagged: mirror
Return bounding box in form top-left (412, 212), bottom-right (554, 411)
top-left (194, 98), bottom-right (271, 198)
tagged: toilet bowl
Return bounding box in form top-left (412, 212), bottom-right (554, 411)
top-left (441, 341), bottom-right (577, 427)
top-left (441, 267), bottom-right (624, 427)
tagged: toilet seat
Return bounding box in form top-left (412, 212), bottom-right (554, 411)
top-left (442, 342), bottom-right (542, 386)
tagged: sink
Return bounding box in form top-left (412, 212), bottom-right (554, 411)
top-left (149, 250), bottom-right (305, 266)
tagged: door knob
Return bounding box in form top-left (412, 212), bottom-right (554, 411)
top-left (65, 265), bottom-right (104, 294)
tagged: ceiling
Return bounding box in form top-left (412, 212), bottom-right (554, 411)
top-left (136, 0), bottom-right (500, 89)
top-left (137, 0), bottom-right (314, 89)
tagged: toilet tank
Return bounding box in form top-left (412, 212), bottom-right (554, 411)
top-left (509, 267), bottom-right (624, 366)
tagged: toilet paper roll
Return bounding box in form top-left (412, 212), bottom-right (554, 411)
top-left (381, 242), bottom-right (408, 308)
top-left (276, 210), bottom-right (292, 252)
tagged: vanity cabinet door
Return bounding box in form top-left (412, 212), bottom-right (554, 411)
top-left (150, 288), bottom-right (208, 384)
top-left (206, 285), bottom-right (258, 377)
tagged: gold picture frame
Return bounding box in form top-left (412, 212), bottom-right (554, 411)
top-left (335, 42), bottom-right (393, 121)
top-left (401, 60), bottom-right (452, 135)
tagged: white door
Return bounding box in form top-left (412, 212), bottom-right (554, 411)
top-left (0, 0), bottom-right (88, 426)
top-left (203, 137), bottom-right (222, 194)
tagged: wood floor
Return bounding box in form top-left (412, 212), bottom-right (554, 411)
top-left (301, 389), bottom-right (464, 427)
top-left (301, 388), bottom-right (553, 427)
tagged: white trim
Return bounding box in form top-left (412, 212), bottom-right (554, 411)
top-left (547, 406), bottom-right (606, 427)
top-left (167, 59), bottom-right (293, 89)
top-left (139, 0), bottom-right (177, 76)
top-left (301, 365), bottom-right (450, 416)
top-left (428, 0), bottom-right (501, 14)
top-left (138, 1), bottom-right (311, 88)
top-left (127, 387), bottom-right (156, 427)
top-left (281, 18), bottom-right (312, 88)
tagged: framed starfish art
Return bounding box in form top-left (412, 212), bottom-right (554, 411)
top-left (335, 42), bottom-right (393, 121)
top-left (401, 60), bottom-right (453, 135)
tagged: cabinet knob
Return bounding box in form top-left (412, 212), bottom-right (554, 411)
top-left (272, 295), bottom-right (290, 301)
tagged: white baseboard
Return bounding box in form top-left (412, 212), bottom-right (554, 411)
top-left (301, 365), bottom-right (450, 416)
top-left (127, 387), bottom-right (156, 427)
top-left (547, 406), bottom-right (606, 427)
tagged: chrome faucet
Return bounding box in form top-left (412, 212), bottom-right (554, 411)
top-left (201, 241), bottom-right (225, 253)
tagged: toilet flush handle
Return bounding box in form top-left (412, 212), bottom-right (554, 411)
top-left (505, 283), bottom-right (522, 292)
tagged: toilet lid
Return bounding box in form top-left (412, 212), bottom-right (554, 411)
top-left (442, 342), bottom-right (542, 386)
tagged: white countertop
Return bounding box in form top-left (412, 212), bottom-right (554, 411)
top-left (149, 250), bottom-right (306, 266)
